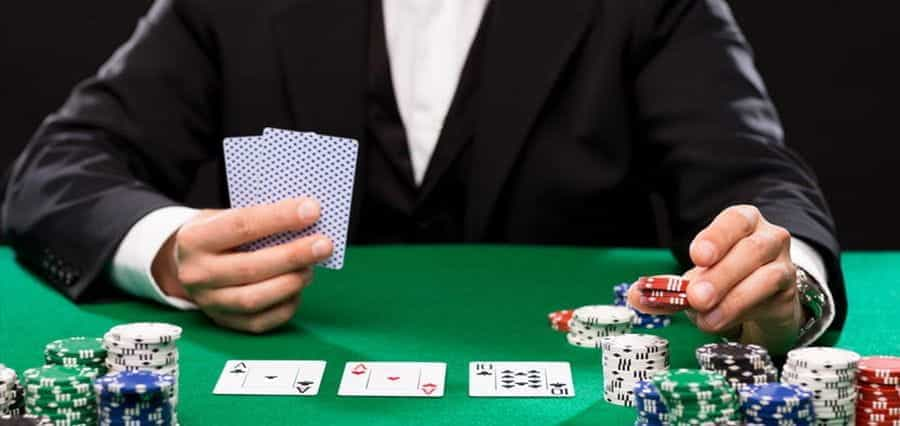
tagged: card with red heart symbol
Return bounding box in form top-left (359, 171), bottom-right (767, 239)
top-left (337, 362), bottom-right (446, 397)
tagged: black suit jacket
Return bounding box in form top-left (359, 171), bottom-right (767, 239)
top-left (1, 0), bottom-right (846, 330)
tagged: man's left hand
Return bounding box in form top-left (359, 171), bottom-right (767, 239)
top-left (628, 205), bottom-right (805, 354)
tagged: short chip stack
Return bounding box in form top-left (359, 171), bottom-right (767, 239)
top-left (740, 382), bottom-right (815, 425)
top-left (95, 371), bottom-right (175, 426)
top-left (633, 380), bottom-right (670, 425)
top-left (0, 365), bottom-right (24, 417)
top-left (103, 323), bottom-right (182, 425)
top-left (600, 334), bottom-right (670, 407)
top-left (856, 356), bottom-right (900, 425)
top-left (566, 305), bottom-right (634, 348)
top-left (782, 347), bottom-right (860, 425)
top-left (547, 309), bottom-right (574, 332)
top-left (635, 275), bottom-right (690, 310)
top-left (696, 342), bottom-right (778, 391)
top-left (22, 365), bottom-right (98, 426)
top-left (43, 337), bottom-right (108, 376)
top-left (613, 283), bottom-right (671, 329)
top-left (652, 368), bottom-right (741, 424)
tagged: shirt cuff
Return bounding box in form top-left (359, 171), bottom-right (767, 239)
top-left (790, 237), bottom-right (835, 347)
top-left (110, 206), bottom-right (201, 310)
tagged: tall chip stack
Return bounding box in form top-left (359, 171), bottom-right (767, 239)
top-left (600, 334), bottom-right (669, 407)
top-left (94, 371), bottom-right (175, 425)
top-left (103, 322), bottom-right (182, 425)
top-left (612, 283), bottom-right (671, 329)
top-left (43, 337), bottom-right (108, 376)
top-left (782, 347), bottom-right (860, 425)
top-left (566, 305), bottom-right (634, 348)
top-left (856, 356), bottom-right (900, 425)
top-left (740, 383), bottom-right (816, 425)
top-left (652, 368), bottom-right (742, 424)
top-left (22, 365), bottom-right (98, 425)
top-left (0, 365), bottom-right (25, 417)
top-left (696, 342), bottom-right (778, 391)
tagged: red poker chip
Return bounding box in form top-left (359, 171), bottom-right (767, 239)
top-left (861, 357), bottom-right (900, 377)
top-left (548, 309), bottom-right (574, 332)
top-left (860, 390), bottom-right (900, 401)
top-left (858, 406), bottom-right (900, 416)
top-left (639, 295), bottom-right (689, 310)
top-left (862, 374), bottom-right (900, 385)
top-left (636, 275), bottom-right (690, 292)
top-left (639, 290), bottom-right (688, 299)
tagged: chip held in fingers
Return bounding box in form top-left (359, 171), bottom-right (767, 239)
top-left (636, 275), bottom-right (691, 311)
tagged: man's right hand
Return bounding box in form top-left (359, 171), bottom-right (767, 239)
top-left (151, 198), bottom-right (333, 333)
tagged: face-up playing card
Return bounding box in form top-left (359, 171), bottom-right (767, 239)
top-left (212, 360), bottom-right (327, 396)
top-left (337, 362), bottom-right (446, 397)
top-left (468, 362), bottom-right (575, 397)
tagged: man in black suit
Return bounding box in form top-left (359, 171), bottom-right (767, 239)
top-left (1, 0), bottom-right (843, 354)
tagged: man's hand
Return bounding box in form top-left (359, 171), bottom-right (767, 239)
top-left (629, 205), bottom-right (804, 354)
top-left (152, 198), bottom-right (333, 334)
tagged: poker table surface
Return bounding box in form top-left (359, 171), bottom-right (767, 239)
top-left (1, 245), bottom-right (898, 425)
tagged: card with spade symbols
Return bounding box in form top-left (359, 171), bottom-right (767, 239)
top-left (337, 362), bottom-right (446, 397)
top-left (468, 362), bottom-right (575, 397)
top-left (213, 360), bottom-right (327, 396)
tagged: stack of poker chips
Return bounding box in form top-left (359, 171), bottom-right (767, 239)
top-left (634, 275), bottom-right (690, 310)
top-left (95, 371), bottom-right (175, 426)
top-left (856, 356), bottom-right (900, 424)
top-left (782, 347), bottom-right (860, 425)
top-left (547, 309), bottom-right (574, 332)
top-left (566, 305), bottom-right (634, 348)
top-left (600, 334), bottom-right (669, 407)
top-left (22, 365), bottom-right (98, 425)
top-left (103, 322), bottom-right (182, 425)
top-left (613, 283), bottom-right (671, 329)
top-left (652, 368), bottom-right (741, 424)
top-left (633, 380), bottom-right (670, 425)
top-left (0, 365), bottom-right (25, 417)
top-left (696, 342), bottom-right (778, 391)
top-left (740, 383), bottom-right (816, 425)
top-left (43, 337), bottom-right (108, 376)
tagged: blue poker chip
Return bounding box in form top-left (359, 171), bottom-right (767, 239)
top-left (740, 383), bottom-right (816, 424)
top-left (94, 371), bottom-right (175, 396)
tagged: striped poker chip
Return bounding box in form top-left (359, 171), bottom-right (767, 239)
top-left (636, 275), bottom-right (690, 292)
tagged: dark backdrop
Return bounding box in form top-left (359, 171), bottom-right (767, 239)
top-left (1, 1), bottom-right (897, 249)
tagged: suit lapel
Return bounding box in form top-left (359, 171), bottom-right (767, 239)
top-left (271, 0), bottom-right (367, 140)
top-left (464, 0), bottom-right (594, 240)
top-left (271, 0), bottom-right (368, 237)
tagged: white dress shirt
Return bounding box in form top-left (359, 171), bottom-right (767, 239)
top-left (109, 0), bottom-right (834, 345)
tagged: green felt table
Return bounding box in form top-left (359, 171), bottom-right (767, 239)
top-left (1, 245), bottom-right (898, 425)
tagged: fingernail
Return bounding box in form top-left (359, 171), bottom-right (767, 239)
top-left (298, 200), bottom-right (319, 221)
top-left (692, 240), bottom-right (716, 264)
top-left (311, 238), bottom-right (332, 258)
top-left (704, 307), bottom-right (724, 329)
top-left (691, 281), bottom-right (715, 308)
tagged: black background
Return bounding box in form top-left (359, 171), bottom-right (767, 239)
top-left (1, 1), bottom-right (897, 249)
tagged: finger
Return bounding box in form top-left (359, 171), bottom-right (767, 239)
top-left (195, 270), bottom-right (311, 314)
top-left (181, 197), bottom-right (321, 251)
top-left (688, 224), bottom-right (790, 311)
top-left (198, 236), bottom-right (331, 286)
top-left (209, 295), bottom-right (302, 334)
top-left (690, 205), bottom-right (761, 267)
top-left (693, 261), bottom-right (796, 334)
top-left (627, 282), bottom-right (685, 315)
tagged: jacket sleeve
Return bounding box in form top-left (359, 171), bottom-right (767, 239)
top-left (1, 0), bottom-right (221, 300)
top-left (631, 0), bottom-right (847, 333)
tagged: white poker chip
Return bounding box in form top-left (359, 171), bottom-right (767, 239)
top-left (786, 347), bottom-right (861, 370)
top-left (573, 305), bottom-right (635, 325)
top-left (107, 322), bottom-right (183, 344)
top-left (600, 334), bottom-right (668, 354)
